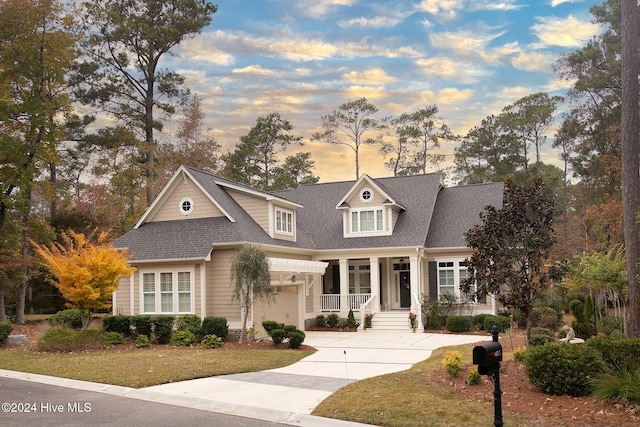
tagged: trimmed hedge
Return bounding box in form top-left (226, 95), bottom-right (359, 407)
top-left (37, 327), bottom-right (106, 352)
top-left (49, 309), bottom-right (83, 329)
top-left (483, 315), bottom-right (511, 333)
top-left (152, 315), bottom-right (175, 344)
top-left (102, 315), bottom-right (131, 336)
top-left (586, 336), bottom-right (640, 373)
top-left (201, 317), bottom-right (228, 340)
top-left (175, 315), bottom-right (202, 338)
top-left (522, 342), bottom-right (607, 396)
top-left (472, 314), bottom-right (492, 330)
top-left (446, 316), bottom-right (471, 332)
top-left (530, 327), bottom-right (555, 346)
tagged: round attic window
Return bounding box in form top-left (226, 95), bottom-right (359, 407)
top-left (179, 197), bottom-right (194, 215)
top-left (360, 188), bottom-right (372, 203)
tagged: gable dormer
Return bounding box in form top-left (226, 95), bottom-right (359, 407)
top-left (336, 175), bottom-right (406, 238)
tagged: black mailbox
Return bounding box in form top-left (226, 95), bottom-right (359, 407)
top-left (473, 341), bottom-right (502, 375)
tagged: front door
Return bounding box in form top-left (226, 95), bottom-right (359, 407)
top-left (399, 271), bottom-right (411, 308)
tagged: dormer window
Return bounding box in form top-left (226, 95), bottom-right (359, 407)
top-left (351, 208), bottom-right (384, 233)
top-left (275, 208), bottom-right (293, 235)
top-left (179, 197), bottom-right (193, 215)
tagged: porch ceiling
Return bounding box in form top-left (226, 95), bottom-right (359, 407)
top-left (267, 257), bottom-right (328, 274)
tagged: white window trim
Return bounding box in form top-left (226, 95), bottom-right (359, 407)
top-left (179, 197), bottom-right (194, 215)
top-left (436, 258), bottom-right (477, 303)
top-left (344, 206), bottom-right (390, 237)
top-left (274, 207), bottom-right (294, 236)
top-left (360, 188), bottom-right (373, 203)
top-left (139, 267), bottom-right (195, 314)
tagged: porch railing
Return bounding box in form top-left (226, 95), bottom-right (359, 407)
top-left (320, 293), bottom-right (371, 312)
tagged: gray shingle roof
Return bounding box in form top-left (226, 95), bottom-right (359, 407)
top-left (114, 166), bottom-right (504, 261)
top-left (425, 182), bottom-right (504, 248)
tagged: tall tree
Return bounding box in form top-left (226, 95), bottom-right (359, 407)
top-left (620, 0), bottom-right (640, 338)
top-left (222, 113), bottom-right (303, 190)
top-left (312, 98), bottom-right (385, 179)
top-left (33, 230), bottom-right (135, 329)
top-left (271, 152), bottom-right (320, 190)
top-left (463, 179), bottom-right (556, 345)
top-left (230, 245), bottom-right (272, 344)
top-left (453, 115), bottom-right (525, 184)
top-left (72, 0), bottom-right (217, 206)
top-left (499, 92), bottom-right (562, 174)
top-left (381, 105), bottom-right (451, 176)
top-left (0, 0), bottom-right (76, 323)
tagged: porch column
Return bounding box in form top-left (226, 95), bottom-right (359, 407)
top-left (369, 256), bottom-right (380, 312)
top-left (409, 255), bottom-right (420, 314)
top-left (339, 258), bottom-right (349, 315)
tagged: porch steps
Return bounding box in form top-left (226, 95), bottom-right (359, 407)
top-left (370, 310), bottom-right (413, 331)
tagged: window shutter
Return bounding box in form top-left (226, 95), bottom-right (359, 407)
top-left (428, 261), bottom-right (437, 301)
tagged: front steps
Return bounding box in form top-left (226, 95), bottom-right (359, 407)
top-left (369, 310), bottom-right (414, 331)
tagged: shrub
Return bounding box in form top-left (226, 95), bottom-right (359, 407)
top-left (170, 330), bottom-right (196, 346)
top-left (530, 327), bottom-right (555, 346)
top-left (136, 334), bottom-right (151, 348)
top-left (326, 313), bottom-right (339, 328)
top-left (284, 324), bottom-right (297, 334)
top-left (483, 315), bottom-right (511, 333)
top-left (472, 314), bottom-right (491, 330)
top-left (513, 346), bottom-right (527, 362)
top-left (153, 315), bottom-right (175, 344)
top-left (314, 315), bottom-right (326, 328)
top-left (102, 315), bottom-right (131, 336)
top-left (522, 342), bottom-right (607, 396)
top-left (346, 310), bottom-right (357, 328)
top-left (175, 315), bottom-right (202, 337)
top-left (37, 327), bottom-right (105, 352)
top-left (103, 331), bottom-right (124, 346)
top-left (262, 320), bottom-right (280, 333)
top-left (201, 334), bottom-right (224, 349)
top-left (0, 321), bottom-right (12, 344)
top-left (288, 331), bottom-right (305, 349)
top-left (49, 309), bottom-right (83, 329)
top-left (131, 315), bottom-right (153, 338)
top-left (591, 370), bottom-right (640, 403)
top-left (598, 316), bottom-right (623, 336)
top-left (586, 336), bottom-right (640, 373)
top-left (442, 350), bottom-right (463, 378)
top-left (446, 316), bottom-right (471, 332)
top-left (201, 317), bottom-right (228, 340)
top-left (467, 368), bottom-right (482, 385)
top-left (270, 329), bottom-right (286, 346)
top-left (428, 308), bottom-right (440, 330)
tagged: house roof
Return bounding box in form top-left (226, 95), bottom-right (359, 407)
top-left (114, 166), bottom-right (504, 261)
top-left (425, 182), bottom-right (504, 248)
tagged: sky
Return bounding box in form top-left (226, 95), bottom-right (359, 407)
top-left (160, 0), bottom-right (604, 183)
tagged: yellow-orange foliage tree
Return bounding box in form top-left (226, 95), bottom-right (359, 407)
top-left (33, 230), bottom-right (135, 329)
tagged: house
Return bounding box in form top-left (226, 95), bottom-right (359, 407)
top-left (113, 165), bottom-right (504, 333)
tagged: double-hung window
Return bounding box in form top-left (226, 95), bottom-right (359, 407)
top-left (140, 269), bottom-right (193, 313)
top-left (350, 208), bottom-right (384, 233)
top-left (275, 208), bottom-right (293, 235)
top-left (437, 260), bottom-right (475, 302)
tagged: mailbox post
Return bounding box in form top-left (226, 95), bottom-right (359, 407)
top-left (472, 325), bottom-right (503, 427)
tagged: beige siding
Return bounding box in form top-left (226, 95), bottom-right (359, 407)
top-left (228, 190), bottom-right (269, 232)
top-left (206, 249), bottom-right (241, 321)
top-left (257, 288), bottom-right (299, 333)
top-left (114, 276), bottom-right (132, 315)
top-left (149, 175), bottom-right (224, 222)
top-left (346, 182), bottom-right (384, 208)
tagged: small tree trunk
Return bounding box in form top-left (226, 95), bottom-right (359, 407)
top-left (0, 282), bottom-right (6, 322)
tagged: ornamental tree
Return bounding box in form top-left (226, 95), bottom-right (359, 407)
top-left (33, 230), bottom-right (135, 328)
top-left (462, 179), bottom-right (556, 345)
top-left (230, 245), bottom-right (273, 343)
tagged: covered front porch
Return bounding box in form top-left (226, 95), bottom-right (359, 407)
top-left (312, 255), bottom-right (425, 329)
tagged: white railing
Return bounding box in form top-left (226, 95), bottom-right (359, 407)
top-left (359, 294), bottom-right (376, 330)
top-left (320, 293), bottom-right (372, 312)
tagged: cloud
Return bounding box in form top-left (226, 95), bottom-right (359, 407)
top-left (416, 0), bottom-right (522, 17)
top-left (428, 30), bottom-right (521, 65)
top-left (345, 85), bottom-right (387, 100)
top-left (511, 51), bottom-right (555, 72)
top-left (295, 0), bottom-right (358, 18)
top-left (343, 68), bottom-right (397, 85)
top-left (551, 0), bottom-right (582, 6)
top-left (416, 57), bottom-right (489, 83)
top-left (531, 15), bottom-right (601, 48)
top-left (231, 65), bottom-right (279, 77)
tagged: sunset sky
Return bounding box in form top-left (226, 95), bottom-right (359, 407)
top-left (160, 0), bottom-right (603, 183)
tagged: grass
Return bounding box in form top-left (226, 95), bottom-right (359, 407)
top-left (312, 344), bottom-right (529, 427)
top-left (0, 346), bottom-right (314, 388)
